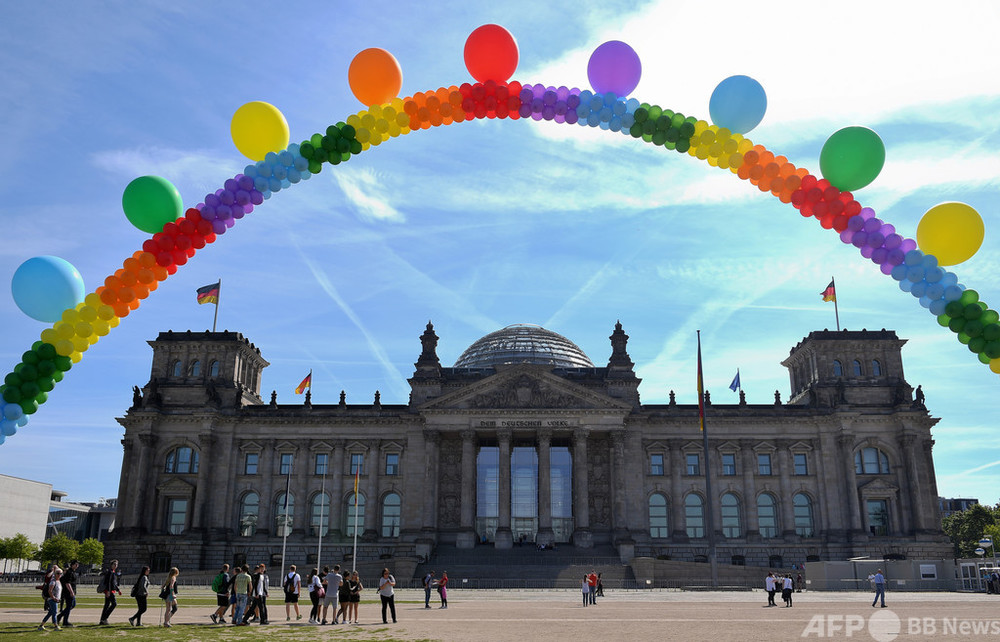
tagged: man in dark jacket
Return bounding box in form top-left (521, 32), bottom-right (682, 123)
top-left (57, 560), bottom-right (79, 626)
top-left (98, 560), bottom-right (121, 625)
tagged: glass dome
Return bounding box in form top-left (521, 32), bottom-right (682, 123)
top-left (453, 324), bottom-right (594, 369)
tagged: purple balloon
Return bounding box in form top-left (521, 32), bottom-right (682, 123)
top-left (900, 238), bottom-right (917, 253)
top-left (588, 41), bottom-right (642, 96)
top-left (840, 229), bottom-right (855, 244)
top-left (871, 248), bottom-right (888, 264)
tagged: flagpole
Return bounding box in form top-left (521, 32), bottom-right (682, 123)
top-left (697, 331), bottom-right (719, 589)
top-left (280, 469), bottom-right (290, 575)
top-left (831, 276), bottom-right (840, 331)
top-left (212, 279), bottom-right (221, 332)
top-left (351, 469), bottom-right (360, 573)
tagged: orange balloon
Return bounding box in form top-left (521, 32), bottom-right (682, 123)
top-left (348, 48), bottom-right (403, 107)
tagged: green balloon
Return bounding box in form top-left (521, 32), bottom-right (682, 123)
top-left (980, 352), bottom-right (993, 364)
top-left (969, 337), bottom-right (986, 353)
top-left (122, 175), bottom-right (183, 234)
top-left (959, 289), bottom-right (980, 306)
top-left (986, 341), bottom-right (1000, 359)
top-left (937, 314), bottom-right (951, 327)
top-left (983, 324), bottom-right (1000, 342)
top-left (819, 126), bottom-right (886, 191)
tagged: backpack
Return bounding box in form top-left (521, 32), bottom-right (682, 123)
top-left (38, 572), bottom-right (52, 599)
top-left (283, 574), bottom-right (292, 592)
top-left (211, 572), bottom-right (226, 594)
top-left (96, 570), bottom-right (109, 593)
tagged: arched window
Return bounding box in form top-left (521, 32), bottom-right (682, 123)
top-left (793, 493), bottom-right (814, 537)
top-left (769, 555), bottom-right (784, 568)
top-left (274, 493), bottom-right (294, 537)
top-left (757, 493), bottom-right (778, 538)
top-left (164, 446), bottom-right (199, 474)
top-left (345, 493), bottom-right (365, 537)
top-left (239, 492), bottom-right (259, 537)
top-left (190, 360), bottom-right (201, 376)
top-left (310, 493), bottom-right (329, 537)
top-left (209, 360), bottom-right (220, 377)
top-left (684, 494), bottom-right (705, 539)
top-left (171, 360), bottom-right (182, 377)
top-left (852, 359), bottom-right (862, 376)
top-left (381, 493), bottom-right (401, 537)
top-left (854, 447), bottom-right (890, 474)
top-left (648, 493), bottom-right (669, 538)
top-left (832, 360), bottom-right (843, 377)
top-left (720, 493), bottom-right (741, 538)
top-left (871, 359), bottom-right (882, 376)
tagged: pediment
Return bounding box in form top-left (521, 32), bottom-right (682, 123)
top-left (859, 478), bottom-right (899, 495)
top-left (240, 440), bottom-right (263, 452)
top-left (275, 440), bottom-right (297, 453)
top-left (310, 440), bottom-right (333, 452)
top-left (789, 440), bottom-right (813, 452)
top-left (420, 365), bottom-right (631, 412)
top-left (156, 477), bottom-right (195, 495)
top-left (716, 440), bottom-right (740, 452)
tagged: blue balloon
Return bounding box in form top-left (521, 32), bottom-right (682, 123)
top-left (0, 419), bottom-right (16, 437)
top-left (890, 264), bottom-right (909, 281)
top-left (709, 75), bottom-right (767, 134)
top-left (904, 249), bottom-right (924, 266)
top-left (1, 402), bottom-right (23, 421)
top-left (930, 299), bottom-right (948, 316)
top-left (899, 279), bottom-right (914, 293)
top-left (944, 285), bottom-right (965, 302)
top-left (910, 281), bottom-right (928, 298)
top-left (11, 256), bottom-right (85, 323)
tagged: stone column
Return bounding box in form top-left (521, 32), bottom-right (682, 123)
top-left (536, 429), bottom-right (553, 547)
top-left (192, 432), bottom-right (214, 531)
top-left (140, 434), bottom-right (160, 532)
top-left (421, 430), bottom-right (440, 534)
top-left (364, 440), bottom-right (381, 538)
top-left (611, 430), bottom-right (628, 539)
top-left (922, 440), bottom-right (940, 530)
top-left (293, 443), bottom-right (308, 534)
top-left (329, 440), bottom-right (345, 536)
top-left (668, 440), bottom-right (685, 539)
top-left (739, 440), bottom-right (758, 536)
top-left (898, 434), bottom-right (918, 534)
top-left (776, 440), bottom-right (796, 536)
top-left (495, 428), bottom-right (513, 549)
top-left (457, 430), bottom-right (477, 549)
top-left (572, 428), bottom-right (592, 548)
top-left (258, 440), bottom-right (275, 535)
top-left (838, 435), bottom-right (863, 533)
top-left (127, 434), bottom-right (154, 531)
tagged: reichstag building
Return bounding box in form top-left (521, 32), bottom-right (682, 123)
top-left (107, 322), bottom-right (951, 573)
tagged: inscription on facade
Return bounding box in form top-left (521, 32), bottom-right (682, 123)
top-left (476, 419), bottom-right (576, 428)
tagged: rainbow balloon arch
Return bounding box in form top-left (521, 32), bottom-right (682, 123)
top-left (1, 24), bottom-right (996, 443)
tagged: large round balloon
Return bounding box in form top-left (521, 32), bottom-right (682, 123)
top-left (709, 75), bottom-right (767, 134)
top-left (121, 176), bottom-right (184, 234)
top-left (348, 48), bottom-right (403, 107)
top-left (464, 24), bottom-right (518, 84)
top-left (819, 126), bottom-right (886, 191)
top-left (587, 41), bottom-right (642, 97)
top-left (11, 256), bottom-right (85, 322)
top-left (230, 101), bottom-right (290, 162)
top-left (917, 202), bottom-right (984, 266)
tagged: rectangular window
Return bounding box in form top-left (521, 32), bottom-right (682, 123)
top-left (686, 453), bottom-right (700, 476)
top-left (279, 453), bottom-right (293, 475)
top-left (315, 453), bottom-right (328, 476)
top-left (650, 453), bottom-right (664, 476)
top-left (867, 499), bottom-right (889, 536)
top-left (385, 453), bottom-right (399, 476)
top-left (166, 498), bottom-right (187, 535)
top-left (350, 453), bottom-right (364, 476)
top-left (757, 453), bottom-right (772, 475)
top-left (244, 453), bottom-right (259, 475)
top-left (794, 453), bottom-right (808, 475)
top-left (721, 453), bottom-right (736, 476)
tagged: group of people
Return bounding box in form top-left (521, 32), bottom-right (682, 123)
top-left (764, 572), bottom-right (795, 607)
top-left (209, 562), bottom-right (272, 626)
top-left (37, 559), bottom-right (178, 630)
top-left (421, 570), bottom-right (449, 608)
top-left (580, 571), bottom-right (604, 606)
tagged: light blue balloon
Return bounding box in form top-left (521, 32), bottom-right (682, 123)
top-left (890, 264), bottom-right (908, 282)
top-left (16, 416), bottom-right (27, 427)
top-left (709, 75), bottom-right (767, 135)
top-left (944, 285), bottom-right (965, 302)
top-left (925, 283), bottom-right (945, 301)
top-left (919, 295), bottom-right (933, 309)
top-left (11, 256), bottom-right (85, 322)
top-left (0, 419), bottom-right (16, 437)
top-left (904, 249), bottom-right (924, 266)
top-left (2, 402), bottom-right (23, 421)
top-left (930, 299), bottom-right (948, 316)
top-left (910, 281), bottom-right (927, 298)
top-left (921, 254), bottom-right (938, 269)
top-left (899, 279), bottom-right (914, 293)
top-left (924, 266), bottom-right (944, 283)
top-left (940, 271), bottom-right (958, 288)
top-left (906, 266), bottom-right (925, 283)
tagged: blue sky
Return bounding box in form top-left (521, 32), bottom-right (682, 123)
top-left (1, 1), bottom-right (999, 506)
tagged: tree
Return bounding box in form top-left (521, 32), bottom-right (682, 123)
top-left (942, 503), bottom-right (1000, 557)
top-left (2, 533), bottom-right (39, 572)
top-left (36, 533), bottom-right (79, 568)
top-left (77, 538), bottom-right (104, 568)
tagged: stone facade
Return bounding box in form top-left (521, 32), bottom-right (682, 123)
top-left (106, 324), bottom-right (951, 574)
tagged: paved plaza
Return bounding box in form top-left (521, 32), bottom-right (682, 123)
top-left (3, 589), bottom-right (999, 640)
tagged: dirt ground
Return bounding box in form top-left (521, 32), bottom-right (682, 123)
top-left (3, 589), bottom-right (999, 641)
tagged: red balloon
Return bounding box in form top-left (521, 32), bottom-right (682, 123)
top-left (464, 24), bottom-right (518, 84)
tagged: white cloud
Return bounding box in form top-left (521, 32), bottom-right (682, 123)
top-left (332, 166), bottom-right (405, 223)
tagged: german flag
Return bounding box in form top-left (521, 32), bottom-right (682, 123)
top-left (196, 282), bottom-right (220, 305)
top-left (295, 371), bottom-right (312, 395)
top-left (821, 280), bottom-right (836, 302)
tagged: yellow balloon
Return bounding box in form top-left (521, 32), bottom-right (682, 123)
top-left (991, 358), bottom-right (1000, 375)
top-left (230, 101), bottom-right (290, 161)
top-left (55, 339), bottom-right (74, 356)
top-left (916, 202), bottom-right (984, 266)
top-left (40, 328), bottom-right (59, 345)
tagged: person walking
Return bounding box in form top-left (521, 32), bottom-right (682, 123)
top-left (128, 566), bottom-right (150, 627)
top-left (284, 564), bottom-right (302, 621)
top-left (38, 568), bottom-right (62, 631)
top-left (160, 567), bottom-right (179, 627)
top-left (306, 568), bottom-right (322, 624)
top-left (378, 568), bottom-right (396, 624)
top-left (336, 568), bottom-right (352, 625)
top-left (596, 572), bottom-right (604, 597)
top-left (782, 574), bottom-right (794, 607)
top-left (57, 560), bottom-right (79, 627)
top-left (422, 570), bottom-right (435, 609)
top-left (252, 563), bottom-right (270, 625)
top-left (872, 569), bottom-right (887, 608)
top-left (232, 565), bottom-right (252, 625)
top-left (581, 575), bottom-right (590, 606)
top-left (437, 571), bottom-right (449, 609)
top-left (321, 564), bottom-right (343, 624)
top-left (98, 559), bottom-right (121, 625)
top-left (348, 570), bottom-right (363, 624)
top-left (765, 572), bottom-right (776, 606)
top-left (210, 563), bottom-right (230, 624)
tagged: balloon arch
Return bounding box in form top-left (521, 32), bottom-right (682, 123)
top-left (1, 24), bottom-right (996, 443)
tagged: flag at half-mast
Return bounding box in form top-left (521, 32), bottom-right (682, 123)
top-left (697, 333), bottom-right (705, 432)
top-left (294, 371), bottom-right (312, 394)
top-left (196, 281), bottom-right (220, 305)
top-left (821, 280), bottom-right (837, 302)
